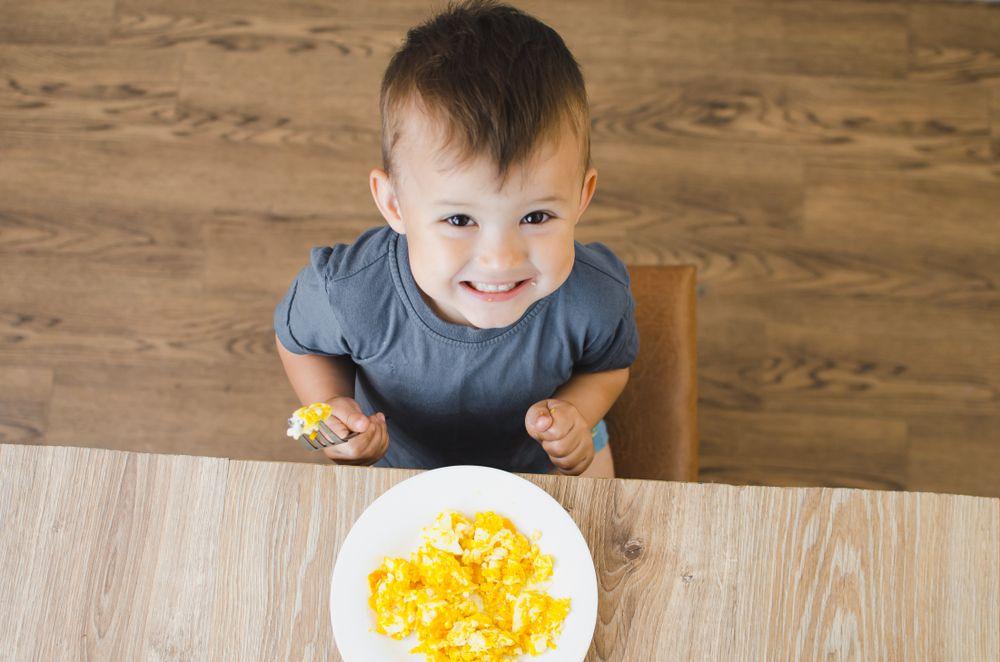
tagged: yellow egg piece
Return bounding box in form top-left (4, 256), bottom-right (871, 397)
top-left (288, 402), bottom-right (333, 440)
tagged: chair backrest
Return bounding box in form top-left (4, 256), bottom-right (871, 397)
top-left (605, 265), bottom-right (699, 482)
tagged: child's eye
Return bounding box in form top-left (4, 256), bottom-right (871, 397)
top-left (444, 214), bottom-right (473, 227)
top-left (522, 211), bottom-right (552, 225)
top-left (442, 212), bottom-right (553, 227)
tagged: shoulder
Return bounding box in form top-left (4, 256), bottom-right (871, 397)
top-left (552, 241), bottom-right (636, 366)
top-left (292, 224), bottom-right (397, 359)
top-left (565, 240), bottom-right (633, 315)
top-left (309, 224), bottom-right (395, 284)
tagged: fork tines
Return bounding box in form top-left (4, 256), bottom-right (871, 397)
top-left (316, 420), bottom-right (359, 448)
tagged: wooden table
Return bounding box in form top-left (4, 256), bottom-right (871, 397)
top-left (1, 444), bottom-right (997, 660)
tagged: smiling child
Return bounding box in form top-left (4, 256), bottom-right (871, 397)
top-left (274, 0), bottom-right (638, 477)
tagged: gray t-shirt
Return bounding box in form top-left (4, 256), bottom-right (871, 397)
top-left (273, 224), bottom-right (639, 473)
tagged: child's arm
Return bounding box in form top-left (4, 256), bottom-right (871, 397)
top-left (276, 333), bottom-right (389, 464)
top-left (275, 332), bottom-right (357, 405)
top-left (551, 367), bottom-right (630, 429)
top-left (525, 366), bottom-right (630, 475)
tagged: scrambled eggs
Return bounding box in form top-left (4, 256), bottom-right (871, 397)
top-left (286, 402), bottom-right (331, 441)
top-left (368, 510), bottom-right (571, 661)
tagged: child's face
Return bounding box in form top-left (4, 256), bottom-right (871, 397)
top-left (370, 108), bottom-right (598, 329)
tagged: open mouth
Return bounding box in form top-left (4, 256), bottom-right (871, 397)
top-left (460, 279), bottom-right (532, 301)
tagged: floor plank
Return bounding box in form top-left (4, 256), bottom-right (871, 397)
top-left (0, 0), bottom-right (114, 45)
top-left (0, 365), bottom-right (53, 444)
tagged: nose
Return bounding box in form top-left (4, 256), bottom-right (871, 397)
top-left (475, 227), bottom-right (527, 272)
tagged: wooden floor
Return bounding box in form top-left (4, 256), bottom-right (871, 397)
top-left (0, 1), bottom-right (997, 498)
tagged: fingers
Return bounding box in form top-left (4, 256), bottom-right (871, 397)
top-left (321, 397), bottom-right (389, 465)
top-left (323, 412), bottom-right (388, 465)
top-left (540, 435), bottom-right (574, 459)
top-left (526, 398), bottom-right (590, 474)
top-left (525, 399), bottom-right (576, 442)
top-left (325, 398), bottom-right (373, 437)
top-left (547, 440), bottom-right (594, 475)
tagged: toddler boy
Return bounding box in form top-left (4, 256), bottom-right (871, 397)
top-left (274, 0), bottom-right (638, 477)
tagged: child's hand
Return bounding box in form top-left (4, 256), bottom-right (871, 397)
top-left (321, 396), bottom-right (389, 466)
top-left (524, 398), bottom-right (595, 475)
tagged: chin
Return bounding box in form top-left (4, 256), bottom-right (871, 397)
top-left (467, 307), bottom-right (526, 329)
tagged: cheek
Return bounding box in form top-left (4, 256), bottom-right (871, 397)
top-left (532, 238), bottom-right (573, 274)
top-left (424, 252), bottom-right (466, 288)
top-left (412, 237), bottom-right (465, 284)
top-left (437, 242), bottom-right (471, 280)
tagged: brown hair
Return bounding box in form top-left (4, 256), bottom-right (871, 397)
top-left (378, 0), bottom-right (591, 193)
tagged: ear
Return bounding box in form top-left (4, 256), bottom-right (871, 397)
top-left (369, 168), bottom-right (406, 234)
top-left (574, 166), bottom-right (598, 225)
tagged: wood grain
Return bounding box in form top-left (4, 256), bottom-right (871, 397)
top-left (586, 67), bottom-right (995, 180)
top-left (908, 414), bottom-right (1000, 499)
top-left (0, 0), bottom-right (114, 45)
top-left (0, 0), bottom-right (998, 499)
top-left (0, 444), bottom-right (996, 660)
top-left (43, 362), bottom-right (313, 462)
top-left (0, 444), bottom-right (229, 659)
top-left (908, 3), bottom-right (1000, 84)
top-left (699, 410), bottom-right (909, 491)
top-left (0, 365), bottom-right (52, 443)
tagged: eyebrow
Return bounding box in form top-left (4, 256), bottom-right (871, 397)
top-left (432, 194), bottom-right (563, 207)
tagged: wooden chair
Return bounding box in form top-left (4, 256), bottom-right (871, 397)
top-left (605, 265), bottom-right (699, 482)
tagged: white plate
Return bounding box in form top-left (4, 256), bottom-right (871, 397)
top-left (330, 465), bottom-right (597, 661)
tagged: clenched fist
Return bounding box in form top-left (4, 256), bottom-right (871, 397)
top-left (321, 396), bottom-right (390, 466)
top-left (524, 398), bottom-right (595, 475)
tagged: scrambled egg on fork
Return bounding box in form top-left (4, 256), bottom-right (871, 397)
top-left (286, 402), bottom-right (331, 442)
top-left (368, 510), bottom-right (571, 660)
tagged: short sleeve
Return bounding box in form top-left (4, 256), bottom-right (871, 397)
top-left (574, 288), bottom-right (639, 373)
top-left (273, 258), bottom-right (353, 357)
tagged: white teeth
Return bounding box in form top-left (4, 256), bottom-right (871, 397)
top-left (469, 281), bottom-right (518, 293)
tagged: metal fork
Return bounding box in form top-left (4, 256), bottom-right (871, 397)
top-left (298, 420), bottom-right (360, 451)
